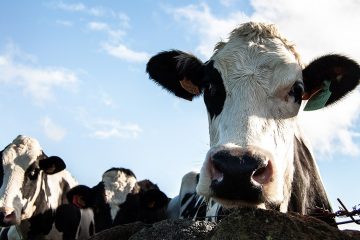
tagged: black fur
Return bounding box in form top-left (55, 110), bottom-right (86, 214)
top-left (55, 204), bottom-right (82, 240)
top-left (303, 54), bottom-right (360, 105)
top-left (289, 136), bottom-right (336, 225)
top-left (146, 50), bottom-right (204, 101)
top-left (203, 61), bottom-right (226, 119)
top-left (104, 167), bottom-right (136, 179)
top-left (68, 177), bottom-right (169, 232)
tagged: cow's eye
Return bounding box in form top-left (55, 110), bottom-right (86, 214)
top-left (28, 168), bottom-right (40, 180)
top-left (288, 81), bottom-right (304, 104)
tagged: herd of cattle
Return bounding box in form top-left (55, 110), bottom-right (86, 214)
top-left (1, 22), bottom-right (360, 239)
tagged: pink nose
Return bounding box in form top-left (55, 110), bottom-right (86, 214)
top-left (0, 207), bottom-right (16, 226)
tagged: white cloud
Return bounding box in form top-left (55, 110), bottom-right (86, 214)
top-left (101, 43), bottom-right (150, 63)
top-left (52, 2), bottom-right (146, 63)
top-left (300, 90), bottom-right (360, 157)
top-left (169, 3), bottom-right (249, 58)
top-left (87, 21), bottom-right (148, 63)
top-left (41, 117), bottom-right (67, 141)
top-left (168, 1), bottom-right (360, 157)
top-left (0, 43), bottom-right (79, 104)
top-left (90, 119), bottom-right (142, 139)
top-left (53, 1), bottom-right (104, 16)
top-left (88, 21), bottom-right (126, 40)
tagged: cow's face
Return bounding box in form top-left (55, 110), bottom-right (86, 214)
top-left (146, 22), bottom-right (360, 210)
top-left (0, 135), bottom-right (66, 226)
top-left (68, 168), bottom-right (137, 223)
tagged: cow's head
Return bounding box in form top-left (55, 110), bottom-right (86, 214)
top-left (0, 135), bottom-right (66, 226)
top-left (67, 167), bottom-right (137, 228)
top-left (68, 172), bottom-right (169, 226)
top-left (146, 22), bottom-right (360, 210)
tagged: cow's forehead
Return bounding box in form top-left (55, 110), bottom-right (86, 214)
top-left (212, 22), bottom-right (301, 64)
top-left (210, 23), bottom-right (302, 91)
top-left (1, 136), bottom-right (42, 168)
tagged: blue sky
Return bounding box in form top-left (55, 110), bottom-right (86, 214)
top-left (1, 0), bottom-right (359, 229)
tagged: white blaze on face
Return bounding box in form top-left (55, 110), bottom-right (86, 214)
top-left (102, 169), bottom-right (137, 220)
top-left (0, 135), bottom-right (44, 223)
top-left (197, 23), bottom-right (303, 208)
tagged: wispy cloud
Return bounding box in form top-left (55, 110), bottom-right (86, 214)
top-left (87, 21), bottom-right (149, 63)
top-left (168, 3), bottom-right (249, 58)
top-left (89, 119), bottom-right (142, 139)
top-left (88, 21), bottom-right (126, 41)
top-left (167, 1), bottom-right (360, 157)
top-left (0, 43), bottom-right (79, 104)
top-left (52, 1), bottom-right (149, 63)
top-left (52, 1), bottom-right (105, 17)
top-left (75, 108), bottom-right (142, 140)
top-left (41, 116), bottom-right (67, 141)
top-left (101, 43), bottom-right (150, 63)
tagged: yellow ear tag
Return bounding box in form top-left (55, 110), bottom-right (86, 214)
top-left (304, 80), bottom-right (332, 111)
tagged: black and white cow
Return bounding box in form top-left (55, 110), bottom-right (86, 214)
top-left (67, 168), bottom-right (169, 233)
top-left (0, 135), bottom-right (94, 239)
top-left (146, 22), bottom-right (360, 223)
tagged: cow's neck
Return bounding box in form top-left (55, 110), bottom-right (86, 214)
top-left (289, 134), bottom-right (333, 215)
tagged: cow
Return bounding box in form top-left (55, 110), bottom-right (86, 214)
top-left (146, 22), bottom-right (360, 224)
top-left (0, 135), bottom-right (95, 239)
top-left (67, 167), bottom-right (169, 233)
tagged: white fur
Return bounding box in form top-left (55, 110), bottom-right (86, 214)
top-left (196, 23), bottom-right (303, 209)
top-left (102, 169), bottom-right (137, 220)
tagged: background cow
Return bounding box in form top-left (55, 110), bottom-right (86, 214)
top-left (0, 135), bottom-right (94, 239)
top-left (146, 22), bottom-right (360, 223)
top-left (67, 168), bottom-right (169, 233)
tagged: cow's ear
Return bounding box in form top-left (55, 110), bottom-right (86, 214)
top-left (303, 54), bottom-right (360, 111)
top-left (66, 185), bottom-right (92, 209)
top-left (39, 156), bottom-right (66, 174)
top-left (141, 189), bottom-right (169, 209)
top-left (146, 50), bottom-right (205, 101)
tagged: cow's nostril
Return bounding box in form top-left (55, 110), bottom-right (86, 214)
top-left (252, 161), bottom-right (272, 185)
top-left (209, 159), bottom-right (224, 183)
top-left (0, 210), bottom-right (16, 226)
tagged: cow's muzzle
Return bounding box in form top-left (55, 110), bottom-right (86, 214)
top-left (208, 146), bottom-right (273, 203)
top-left (0, 207), bottom-right (16, 227)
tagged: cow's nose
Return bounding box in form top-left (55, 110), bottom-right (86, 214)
top-left (0, 207), bottom-right (16, 226)
top-left (209, 148), bottom-right (273, 202)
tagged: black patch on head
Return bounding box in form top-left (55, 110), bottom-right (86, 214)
top-left (113, 180), bottom-right (169, 225)
top-left (203, 61), bottom-right (226, 119)
top-left (22, 162), bottom-right (42, 200)
top-left (67, 185), bottom-right (93, 208)
top-left (104, 167), bottom-right (136, 179)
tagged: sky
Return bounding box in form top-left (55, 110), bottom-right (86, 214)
top-left (0, 0), bottom-right (359, 230)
